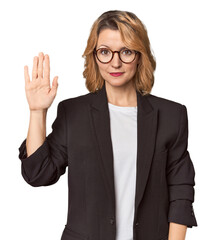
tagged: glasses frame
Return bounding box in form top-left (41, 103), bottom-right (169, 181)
top-left (94, 47), bottom-right (139, 64)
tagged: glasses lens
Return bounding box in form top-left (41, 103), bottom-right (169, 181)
top-left (120, 49), bottom-right (136, 63)
top-left (96, 48), bottom-right (112, 63)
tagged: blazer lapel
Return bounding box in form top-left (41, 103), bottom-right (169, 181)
top-left (89, 83), bottom-right (158, 214)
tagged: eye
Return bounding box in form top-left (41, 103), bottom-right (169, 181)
top-left (122, 49), bottom-right (132, 55)
top-left (99, 48), bottom-right (111, 55)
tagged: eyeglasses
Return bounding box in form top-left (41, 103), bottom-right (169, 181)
top-left (94, 47), bottom-right (139, 64)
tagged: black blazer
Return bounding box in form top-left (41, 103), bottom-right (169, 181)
top-left (18, 83), bottom-right (198, 240)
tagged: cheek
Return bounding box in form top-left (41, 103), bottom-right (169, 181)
top-left (97, 62), bottom-right (108, 73)
top-left (126, 63), bottom-right (138, 74)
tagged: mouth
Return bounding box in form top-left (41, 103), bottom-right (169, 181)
top-left (110, 72), bottom-right (124, 77)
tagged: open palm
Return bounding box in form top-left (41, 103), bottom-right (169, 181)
top-left (24, 52), bottom-right (58, 111)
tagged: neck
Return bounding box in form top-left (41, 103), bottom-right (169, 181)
top-left (105, 81), bottom-right (137, 107)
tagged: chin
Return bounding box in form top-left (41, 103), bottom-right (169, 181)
top-left (105, 78), bottom-right (131, 88)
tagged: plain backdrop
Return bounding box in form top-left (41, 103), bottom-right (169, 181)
top-left (0, 0), bottom-right (215, 239)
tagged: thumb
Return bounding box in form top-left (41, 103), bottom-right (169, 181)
top-left (50, 76), bottom-right (58, 96)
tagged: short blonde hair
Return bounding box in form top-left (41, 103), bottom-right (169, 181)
top-left (82, 10), bottom-right (156, 96)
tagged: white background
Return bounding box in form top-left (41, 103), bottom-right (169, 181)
top-left (0, 0), bottom-right (215, 239)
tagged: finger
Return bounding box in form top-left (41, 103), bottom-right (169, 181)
top-left (24, 65), bottom-right (30, 84)
top-left (49, 76), bottom-right (59, 96)
top-left (38, 52), bottom-right (44, 79)
top-left (32, 56), bottom-right (38, 80)
top-left (44, 54), bottom-right (50, 81)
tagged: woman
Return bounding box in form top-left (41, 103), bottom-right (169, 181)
top-left (18, 10), bottom-right (197, 240)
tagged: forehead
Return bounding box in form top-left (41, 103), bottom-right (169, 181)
top-left (96, 29), bottom-right (126, 49)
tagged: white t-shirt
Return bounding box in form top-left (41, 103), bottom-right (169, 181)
top-left (108, 102), bottom-right (137, 240)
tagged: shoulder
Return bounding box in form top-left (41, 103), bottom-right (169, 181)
top-left (146, 93), bottom-right (187, 114)
top-left (147, 93), bottom-right (185, 108)
top-left (146, 93), bottom-right (188, 128)
top-left (146, 94), bottom-right (189, 147)
top-left (58, 91), bottom-right (93, 111)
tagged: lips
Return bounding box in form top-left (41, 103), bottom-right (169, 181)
top-left (110, 72), bottom-right (124, 77)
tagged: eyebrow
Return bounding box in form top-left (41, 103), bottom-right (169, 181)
top-left (98, 45), bottom-right (128, 50)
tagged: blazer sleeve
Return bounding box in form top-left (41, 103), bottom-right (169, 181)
top-left (166, 104), bottom-right (198, 228)
top-left (18, 101), bottom-right (68, 187)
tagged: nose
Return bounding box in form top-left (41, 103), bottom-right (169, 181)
top-left (111, 52), bottom-right (122, 68)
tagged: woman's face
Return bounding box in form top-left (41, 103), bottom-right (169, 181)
top-left (95, 29), bottom-right (140, 88)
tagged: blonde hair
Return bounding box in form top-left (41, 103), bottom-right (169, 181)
top-left (82, 10), bottom-right (156, 96)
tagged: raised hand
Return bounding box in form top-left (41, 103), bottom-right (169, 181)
top-left (24, 52), bottom-right (59, 111)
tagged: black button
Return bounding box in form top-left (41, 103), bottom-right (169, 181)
top-left (110, 218), bottom-right (115, 225)
top-left (135, 222), bottom-right (139, 226)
